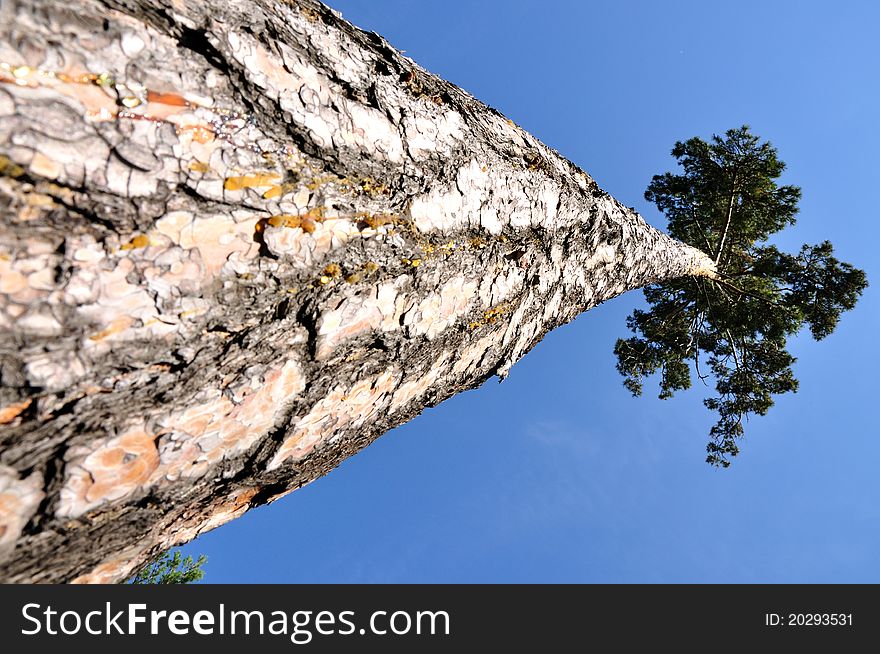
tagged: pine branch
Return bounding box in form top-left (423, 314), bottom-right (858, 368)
top-left (715, 168), bottom-right (739, 266)
top-left (710, 276), bottom-right (784, 309)
top-left (691, 205), bottom-right (716, 258)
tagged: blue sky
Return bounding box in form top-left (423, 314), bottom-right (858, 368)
top-left (181, 0), bottom-right (879, 582)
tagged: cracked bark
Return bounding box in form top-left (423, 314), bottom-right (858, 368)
top-left (0, 0), bottom-right (716, 582)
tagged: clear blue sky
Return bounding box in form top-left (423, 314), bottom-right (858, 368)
top-left (181, 0), bottom-right (879, 582)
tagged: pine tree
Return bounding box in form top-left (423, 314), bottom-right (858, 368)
top-left (615, 126), bottom-right (867, 466)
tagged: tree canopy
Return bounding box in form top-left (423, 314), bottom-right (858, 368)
top-left (615, 126), bottom-right (867, 466)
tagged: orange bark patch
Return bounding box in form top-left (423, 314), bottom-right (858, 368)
top-left (224, 173), bottom-right (282, 191)
top-left (264, 207), bottom-right (325, 233)
top-left (120, 234), bottom-right (150, 250)
top-left (300, 217), bottom-right (317, 234)
top-left (197, 486), bottom-right (261, 534)
top-left (267, 214), bottom-right (302, 228)
top-left (58, 359), bottom-right (305, 517)
top-left (0, 495), bottom-right (20, 543)
top-left (29, 152), bottom-right (60, 179)
top-left (358, 212), bottom-right (399, 229)
top-left (0, 399), bottom-right (31, 425)
top-left (0, 154), bottom-right (25, 178)
top-left (151, 211), bottom-right (262, 279)
top-left (70, 561), bottom-right (129, 584)
top-left (0, 73), bottom-right (36, 87)
top-left (146, 90), bottom-right (190, 106)
top-left (261, 182), bottom-right (298, 199)
top-left (53, 71), bottom-right (100, 85)
top-left (176, 123), bottom-right (215, 144)
top-left (88, 315), bottom-right (134, 342)
top-left (70, 547), bottom-right (145, 584)
top-left (82, 429), bottom-right (160, 504)
top-left (0, 467), bottom-right (44, 547)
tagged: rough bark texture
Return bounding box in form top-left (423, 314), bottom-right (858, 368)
top-left (0, 0), bottom-right (714, 582)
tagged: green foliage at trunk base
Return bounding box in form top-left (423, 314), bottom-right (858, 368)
top-left (126, 549), bottom-right (207, 584)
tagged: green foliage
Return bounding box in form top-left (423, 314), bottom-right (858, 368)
top-left (615, 126), bottom-right (867, 467)
top-left (126, 549), bottom-right (207, 584)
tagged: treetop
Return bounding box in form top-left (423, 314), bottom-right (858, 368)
top-left (615, 126), bottom-right (867, 466)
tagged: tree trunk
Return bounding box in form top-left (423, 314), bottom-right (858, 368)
top-left (0, 0), bottom-right (715, 583)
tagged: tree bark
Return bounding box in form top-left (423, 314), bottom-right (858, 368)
top-left (0, 0), bottom-right (715, 582)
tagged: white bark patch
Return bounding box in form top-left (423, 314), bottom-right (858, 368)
top-left (153, 210), bottom-right (262, 278)
top-left (263, 217), bottom-right (359, 267)
top-left (452, 332), bottom-right (501, 377)
top-left (479, 206), bottom-right (502, 235)
top-left (1, 44), bottom-right (298, 209)
top-left (584, 244), bottom-right (617, 269)
top-left (478, 266), bottom-right (525, 309)
top-left (403, 276), bottom-right (478, 340)
top-left (120, 31), bottom-right (147, 57)
top-left (0, 466), bottom-right (44, 550)
top-left (408, 159), bottom-right (565, 235)
top-left (74, 257), bottom-right (156, 349)
top-left (390, 352), bottom-right (451, 412)
top-left (542, 288), bottom-right (564, 323)
top-left (315, 277), bottom-right (409, 359)
top-left (402, 109), bottom-right (465, 158)
top-left (499, 319), bottom-right (542, 378)
top-left (24, 351), bottom-right (87, 393)
top-left (562, 257), bottom-right (587, 292)
top-left (16, 310), bottom-right (62, 336)
top-left (540, 181), bottom-right (560, 226)
top-left (0, 258), bottom-right (28, 296)
top-left (268, 368), bottom-right (400, 470)
top-left (28, 152), bottom-right (61, 180)
top-left (14, 220), bottom-right (255, 381)
top-left (409, 184), bottom-right (464, 233)
top-left (228, 35), bottom-right (404, 161)
top-left (0, 88), bottom-right (14, 116)
top-left (0, 70), bottom-right (192, 194)
top-left (502, 297), bottom-right (531, 348)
